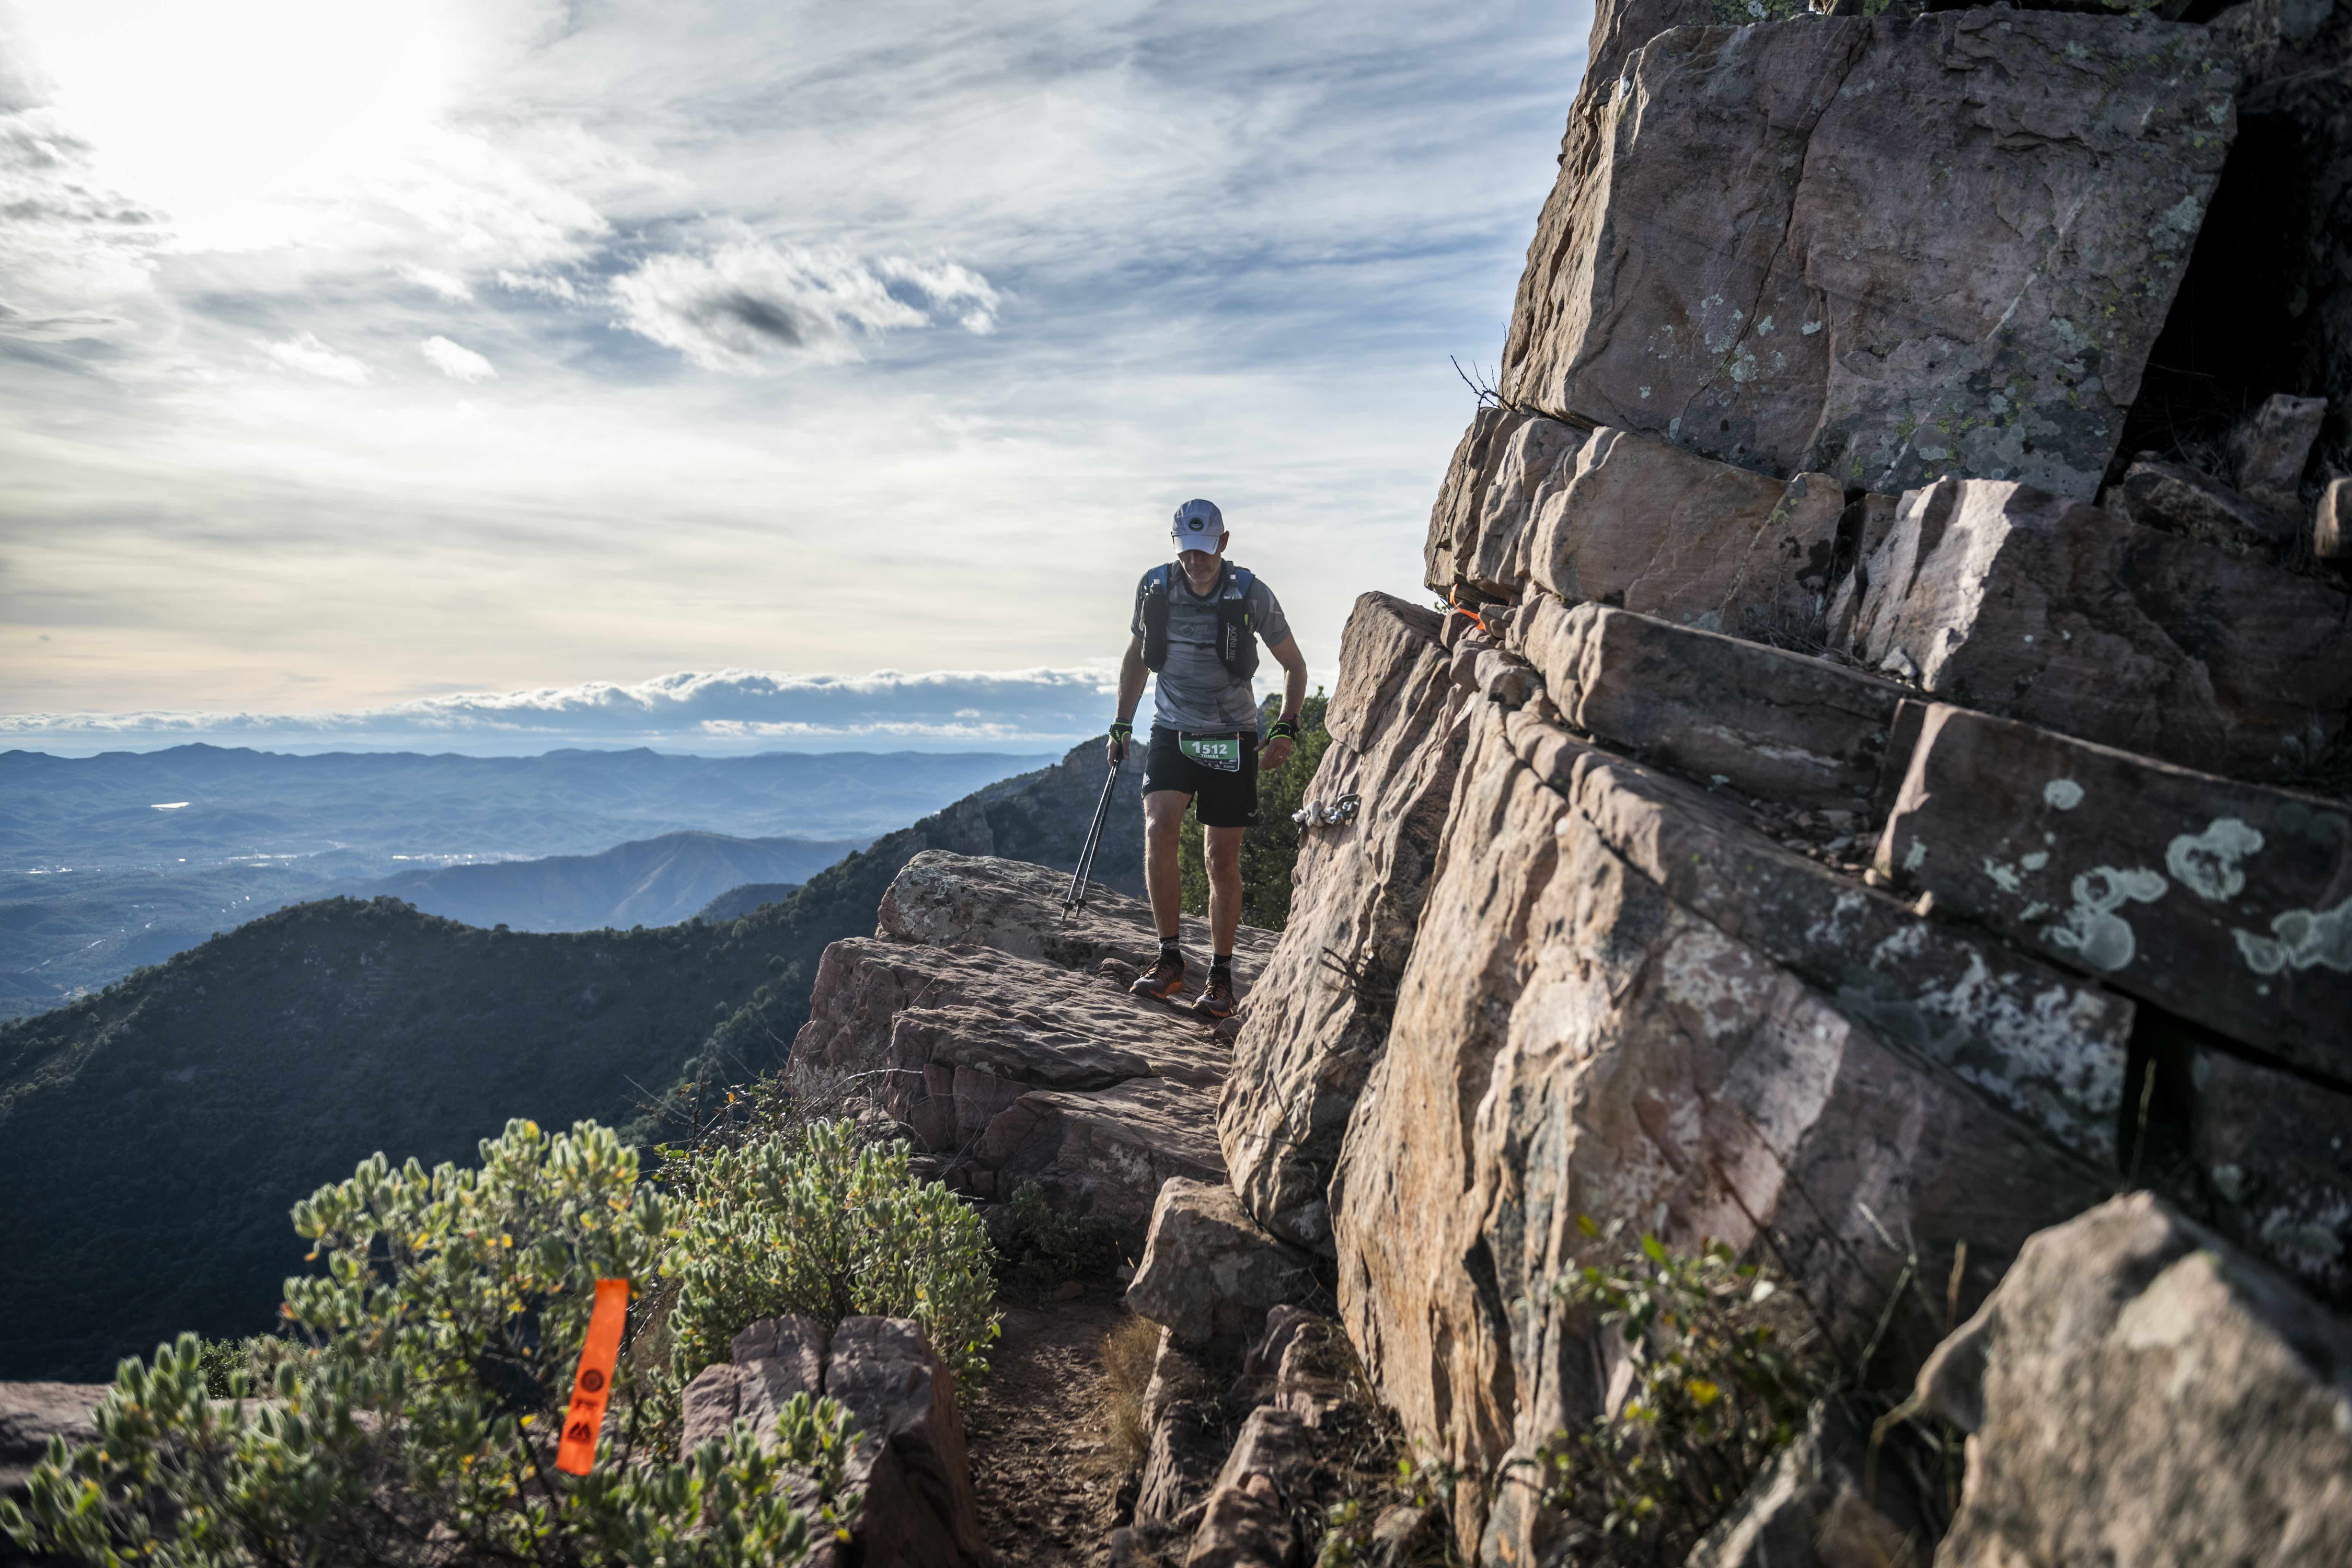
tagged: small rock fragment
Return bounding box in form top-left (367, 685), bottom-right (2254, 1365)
top-left (2315, 477), bottom-right (2350, 560)
top-left (2229, 392), bottom-right (2329, 522)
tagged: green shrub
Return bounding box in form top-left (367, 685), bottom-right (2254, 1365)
top-left (1, 1119), bottom-right (861, 1567)
top-left (996, 1181), bottom-right (1125, 1300)
top-left (1181, 690), bottom-right (1334, 929)
top-left (1534, 1227), bottom-right (1829, 1566)
top-left (666, 1117), bottom-right (998, 1386)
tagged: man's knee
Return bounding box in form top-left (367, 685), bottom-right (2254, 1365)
top-left (1204, 827), bottom-right (1244, 872)
top-left (1144, 793), bottom-right (1190, 844)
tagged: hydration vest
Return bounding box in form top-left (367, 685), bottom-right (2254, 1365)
top-left (1140, 562), bottom-right (1260, 682)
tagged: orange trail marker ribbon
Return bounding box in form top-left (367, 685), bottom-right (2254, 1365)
top-left (556, 1278), bottom-right (629, 1477)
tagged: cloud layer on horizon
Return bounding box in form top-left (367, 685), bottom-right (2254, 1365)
top-left (0, 665), bottom-right (1127, 755)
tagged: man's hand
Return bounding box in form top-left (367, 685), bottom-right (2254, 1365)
top-left (1262, 712), bottom-right (1301, 771)
top-left (1107, 720), bottom-right (1134, 766)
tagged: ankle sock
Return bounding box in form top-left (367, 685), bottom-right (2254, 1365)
top-left (1210, 954), bottom-right (1233, 981)
top-left (1160, 937), bottom-right (1183, 964)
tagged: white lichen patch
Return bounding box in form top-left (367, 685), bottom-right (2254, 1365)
top-left (2047, 866), bottom-right (2168, 972)
top-left (2164, 817), bottom-right (2264, 903)
top-left (2232, 898), bottom-right (2352, 976)
top-left (2044, 778), bottom-right (2084, 810)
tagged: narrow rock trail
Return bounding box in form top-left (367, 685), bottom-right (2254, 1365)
top-left (965, 1290), bottom-right (1131, 1567)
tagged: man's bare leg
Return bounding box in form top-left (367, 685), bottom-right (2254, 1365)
top-left (1205, 824), bottom-right (1246, 956)
top-left (1143, 790), bottom-right (1192, 939)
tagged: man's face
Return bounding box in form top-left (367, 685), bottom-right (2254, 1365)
top-left (1177, 534), bottom-right (1227, 590)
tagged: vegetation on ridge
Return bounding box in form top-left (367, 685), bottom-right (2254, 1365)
top-left (2, 1116), bottom-right (940, 1566)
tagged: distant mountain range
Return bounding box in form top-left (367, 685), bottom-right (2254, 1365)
top-left (695, 882), bottom-right (803, 923)
top-left (366, 832), bottom-right (852, 931)
top-left (0, 744), bottom-right (1051, 1016)
top-left (0, 741), bottom-right (1145, 1380)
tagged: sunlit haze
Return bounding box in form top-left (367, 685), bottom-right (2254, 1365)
top-left (1, 0), bottom-right (1590, 751)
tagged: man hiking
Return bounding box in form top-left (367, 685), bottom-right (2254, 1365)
top-left (1108, 498), bottom-right (1311, 1021)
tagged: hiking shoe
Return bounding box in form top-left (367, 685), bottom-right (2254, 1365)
top-left (1192, 971), bottom-right (1237, 1021)
top-left (1129, 952), bottom-right (1187, 1002)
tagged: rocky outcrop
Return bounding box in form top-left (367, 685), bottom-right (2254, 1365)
top-left (795, 853), bottom-right (1275, 1238)
top-left (1217, 593), bottom-right (1467, 1251)
top-left (1125, 1180), bottom-right (1319, 1354)
top-left (1683, 1400), bottom-right (1932, 1568)
top-left (1499, 10), bottom-right (2234, 499)
top-left (0, 1382), bottom-right (102, 1506)
top-left (1915, 1193), bottom-right (2352, 1567)
top-left (1329, 684), bottom-right (2116, 1557)
top-left (682, 1313), bottom-right (987, 1568)
top-left (1843, 478), bottom-right (2352, 774)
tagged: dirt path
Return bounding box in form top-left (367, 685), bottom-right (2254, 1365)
top-left (963, 1288), bottom-right (1133, 1566)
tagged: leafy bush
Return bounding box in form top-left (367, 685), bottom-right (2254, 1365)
top-left (1181, 690), bottom-right (1334, 929)
top-left (1534, 1227), bottom-right (1829, 1566)
top-left (996, 1181), bottom-right (1126, 1301)
top-left (666, 1117), bottom-right (999, 1387)
top-left (1, 1118), bottom-right (861, 1566)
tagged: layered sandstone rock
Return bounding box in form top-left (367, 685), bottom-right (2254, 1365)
top-left (1499, 11), bottom-right (2235, 499)
top-left (795, 853), bottom-right (1274, 1236)
top-left (1844, 479), bottom-right (2352, 774)
top-left (1218, 593), bottom-right (1467, 1250)
top-left (1874, 704), bottom-right (2352, 1078)
top-left (1916, 1194), bottom-right (2352, 1567)
top-left (1329, 690), bottom-right (2113, 1558)
top-left (1126, 1179), bottom-right (1318, 1353)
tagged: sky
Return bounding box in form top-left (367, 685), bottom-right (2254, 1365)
top-left (0, 0), bottom-right (1591, 753)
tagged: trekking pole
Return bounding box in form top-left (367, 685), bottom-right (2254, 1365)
top-left (1064, 756), bottom-right (1121, 919)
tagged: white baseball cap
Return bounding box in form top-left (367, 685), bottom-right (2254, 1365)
top-left (1171, 498), bottom-right (1226, 552)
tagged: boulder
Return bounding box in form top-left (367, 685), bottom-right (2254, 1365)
top-left (1220, 593), bottom-right (1467, 1250)
top-left (2187, 1044), bottom-right (2352, 1308)
top-left (1521, 428), bottom-right (1843, 639)
top-left (1330, 701), bottom-right (2110, 1555)
top-left (2230, 391), bottom-right (2330, 522)
top-left (1511, 596), bottom-right (1908, 810)
top-left (1682, 1399), bottom-right (1933, 1568)
top-left (821, 1317), bottom-right (989, 1568)
top-left (0, 1382), bottom-right (103, 1503)
top-left (1915, 1193), bottom-right (2352, 1568)
top-left (1844, 478), bottom-right (2352, 775)
top-left (1179, 1409), bottom-right (1312, 1568)
top-left (681, 1313), bottom-right (831, 1452)
top-left (1126, 1180), bottom-right (1318, 1353)
top-left (1498, 11), bottom-right (2234, 499)
top-left (2106, 453), bottom-right (2298, 545)
top-left (1133, 1328), bottom-right (1228, 1536)
top-left (876, 850), bottom-right (1271, 986)
top-left (1875, 704), bottom-right (2352, 1079)
top-left (678, 1315), bottom-right (987, 1568)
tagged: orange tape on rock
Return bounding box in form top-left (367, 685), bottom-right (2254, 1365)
top-left (555, 1278), bottom-right (629, 1476)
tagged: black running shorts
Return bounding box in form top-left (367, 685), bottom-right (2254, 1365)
top-left (1142, 724), bottom-right (1260, 827)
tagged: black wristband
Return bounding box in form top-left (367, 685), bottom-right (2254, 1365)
top-left (1109, 721), bottom-right (1134, 742)
top-left (1267, 717), bottom-right (1300, 742)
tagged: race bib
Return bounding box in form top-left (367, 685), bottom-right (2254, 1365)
top-left (1179, 732), bottom-right (1243, 773)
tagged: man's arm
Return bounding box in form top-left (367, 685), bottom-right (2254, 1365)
top-left (1261, 633), bottom-right (1310, 769)
top-left (1110, 632), bottom-right (1148, 764)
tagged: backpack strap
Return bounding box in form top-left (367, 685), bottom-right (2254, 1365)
top-left (1140, 564), bottom-right (1173, 673)
top-left (1214, 566), bottom-right (1260, 682)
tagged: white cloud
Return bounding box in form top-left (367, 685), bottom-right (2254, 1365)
top-left (0, 665), bottom-right (1122, 754)
top-left (395, 262), bottom-right (472, 300)
top-left (257, 331), bottom-right (371, 383)
top-left (496, 269), bottom-right (579, 302)
top-left (607, 235), bottom-right (1001, 372)
top-left (419, 335), bottom-right (495, 382)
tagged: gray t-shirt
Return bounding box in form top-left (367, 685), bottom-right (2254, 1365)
top-left (1132, 562), bottom-right (1291, 734)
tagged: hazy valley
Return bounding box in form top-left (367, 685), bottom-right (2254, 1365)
top-left (0, 744), bottom-right (1051, 1016)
